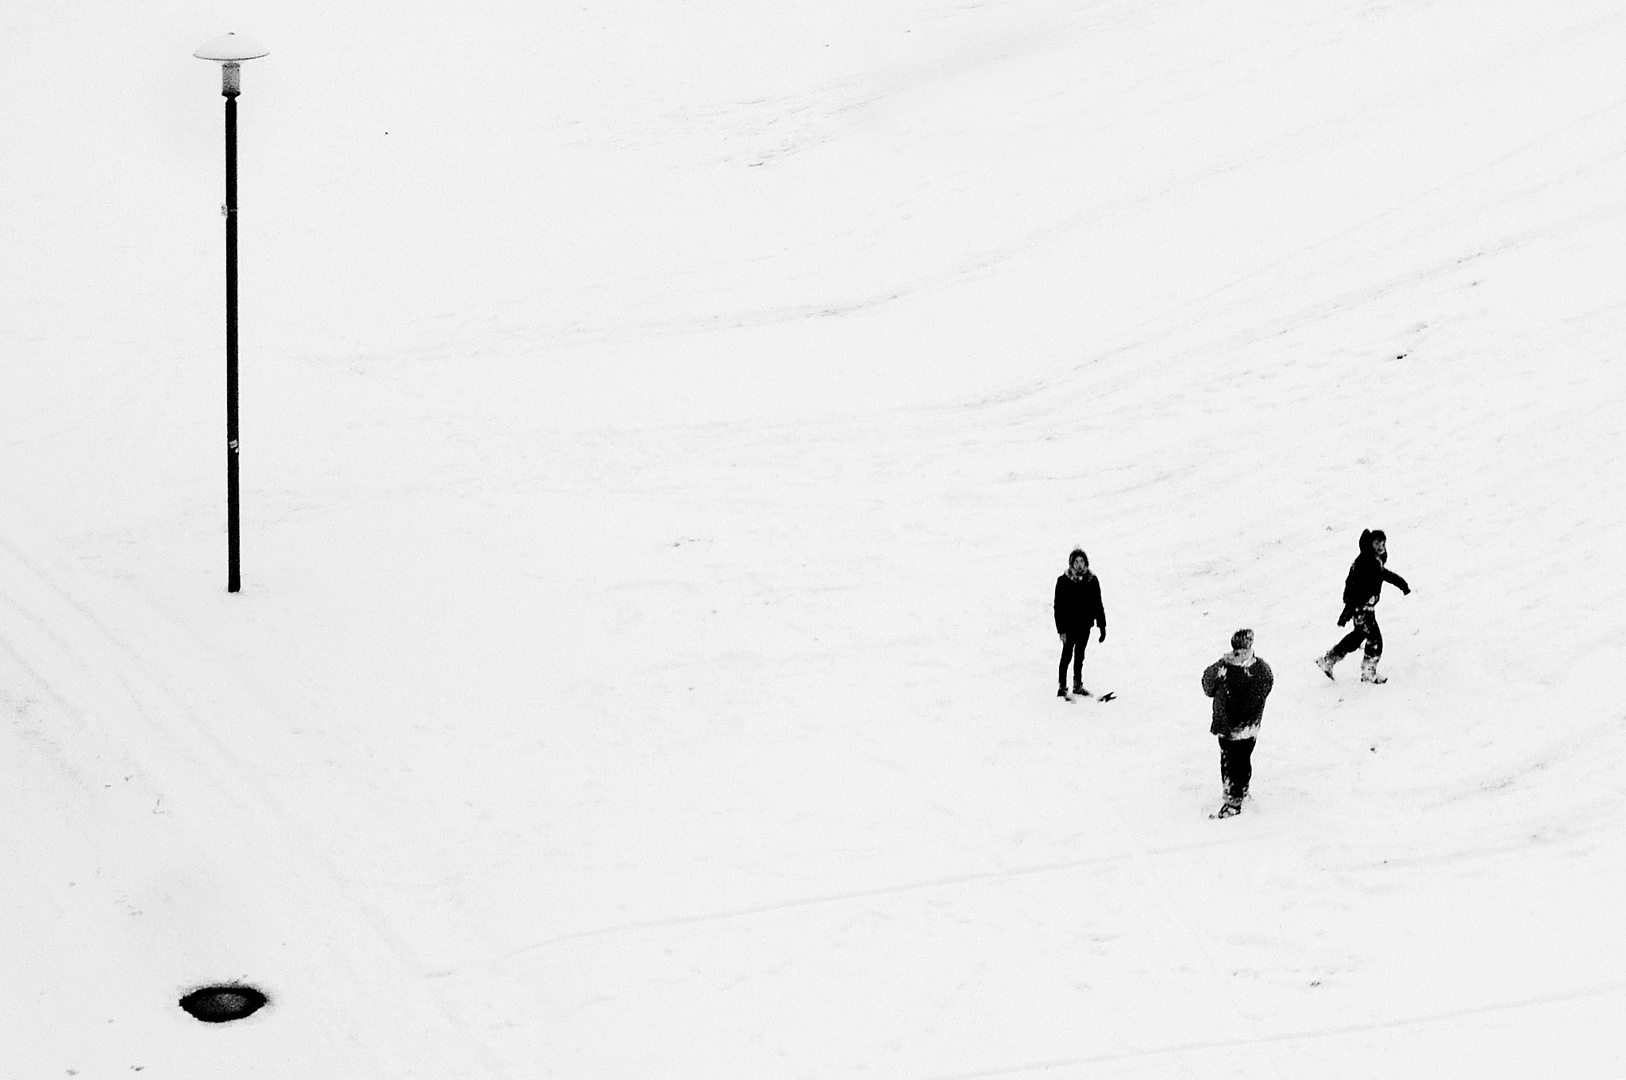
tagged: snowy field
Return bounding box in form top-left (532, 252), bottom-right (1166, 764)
top-left (3, 0), bottom-right (1626, 1076)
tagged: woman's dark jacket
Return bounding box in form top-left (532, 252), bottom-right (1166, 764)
top-left (1054, 571), bottom-right (1106, 636)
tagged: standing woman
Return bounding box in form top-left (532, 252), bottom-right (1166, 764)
top-left (1317, 528), bottom-right (1411, 684)
top-left (1053, 548), bottom-right (1106, 699)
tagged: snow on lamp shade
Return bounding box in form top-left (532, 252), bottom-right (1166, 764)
top-left (194, 33), bottom-right (269, 95)
top-left (178, 984), bottom-right (269, 1023)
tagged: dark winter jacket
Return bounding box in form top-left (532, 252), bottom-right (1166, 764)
top-left (1202, 656), bottom-right (1274, 740)
top-left (1054, 571), bottom-right (1106, 636)
top-left (1340, 530), bottom-right (1410, 623)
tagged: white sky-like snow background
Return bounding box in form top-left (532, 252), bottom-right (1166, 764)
top-left (3, 0), bottom-right (1625, 1077)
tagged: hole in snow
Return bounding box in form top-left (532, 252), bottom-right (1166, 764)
top-left (178, 985), bottom-right (268, 1023)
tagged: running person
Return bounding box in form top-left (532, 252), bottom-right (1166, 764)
top-left (1317, 528), bottom-right (1411, 684)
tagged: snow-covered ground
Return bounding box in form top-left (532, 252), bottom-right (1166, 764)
top-left (4, 0), bottom-right (1625, 1076)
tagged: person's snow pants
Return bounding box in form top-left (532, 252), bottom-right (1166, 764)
top-left (1330, 608), bottom-right (1383, 660)
top-left (1219, 736), bottom-right (1256, 802)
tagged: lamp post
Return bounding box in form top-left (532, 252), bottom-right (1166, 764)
top-left (195, 33), bottom-right (269, 594)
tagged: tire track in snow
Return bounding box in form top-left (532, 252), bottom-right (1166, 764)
top-left (467, 831), bottom-right (1261, 970)
top-left (912, 980), bottom-right (1626, 1079)
top-left (1001, 85), bottom-right (1626, 415)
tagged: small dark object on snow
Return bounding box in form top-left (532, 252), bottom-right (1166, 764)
top-left (179, 985), bottom-right (268, 1023)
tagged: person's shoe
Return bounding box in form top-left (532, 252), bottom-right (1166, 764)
top-left (1315, 653), bottom-right (1336, 679)
top-left (1360, 656), bottom-right (1387, 684)
top-left (1214, 800), bottom-right (1242, 819)
top-left (1072, 685), bottom-right (1091, 697)
top-left (1057, 687), bottom-right (1071, 699)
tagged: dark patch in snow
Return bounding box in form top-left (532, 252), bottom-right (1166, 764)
top-left (178, 984), bottom-right (269, 1023)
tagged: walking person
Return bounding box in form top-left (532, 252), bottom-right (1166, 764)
top-left (1316, 528), bottom-right (1411, 684)
top-left (1202, 629), bottom-right (1274, 818)
top-left (1053, 548), bottom-right (1106, 699)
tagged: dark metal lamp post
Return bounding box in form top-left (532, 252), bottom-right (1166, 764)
top-left (195, 33), bottom-right (269, 593)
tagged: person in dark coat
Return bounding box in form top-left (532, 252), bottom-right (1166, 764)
top-left (1053, 548), bottom-right (1106, 698)
top-left (1316, 528), bottom-right (1411, 684)
top-left (1202, 628), bottom-right (1274, 818)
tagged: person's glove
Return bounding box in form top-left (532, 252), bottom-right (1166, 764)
top-left (1098, 627), bottom-right (1106, 643)
top-left (1337, 609), bottom-right (1351, 627)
